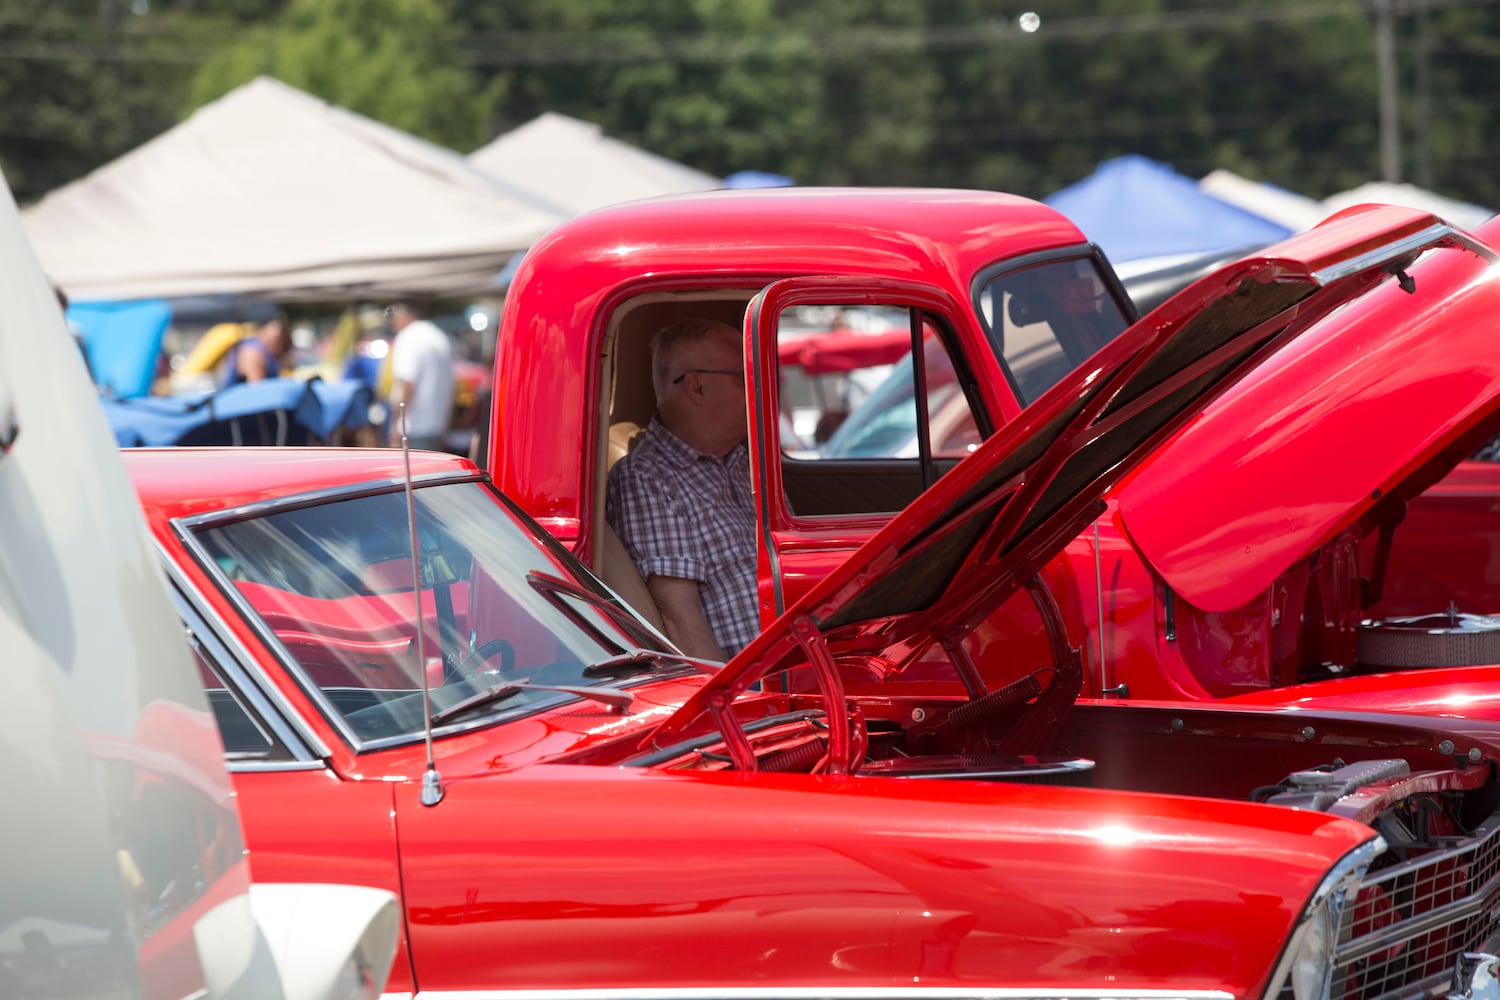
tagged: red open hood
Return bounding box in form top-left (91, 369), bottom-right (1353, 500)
top-left (1117, 206), bottom-right (1500, 612)
top-left (654, 205), bottom-right (1485, 739)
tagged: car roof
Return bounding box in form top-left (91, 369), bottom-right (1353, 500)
top-left (123, 446), bottom-right (478, 519)
top-left (512, 187), bottom-right (1091, 289)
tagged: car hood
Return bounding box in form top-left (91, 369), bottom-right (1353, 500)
top-left (655, 205), bottom-right (1480, 735)
top-left (1116, 208), bottom-right (1500, 612)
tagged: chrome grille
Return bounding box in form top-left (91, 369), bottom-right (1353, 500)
top-left (1329, 816), bottom-right (1500, 999)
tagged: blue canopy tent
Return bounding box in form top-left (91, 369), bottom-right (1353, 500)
top-left (103, 376), bottom-right (371, 448)
top-left (722, 171), bottom-right (795, 189)
top-left (1044, 155), bottom-right (1293, 265)
top-left (66, 299), bottom-right (172, 399)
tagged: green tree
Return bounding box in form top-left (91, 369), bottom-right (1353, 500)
top-left (1411, 3), bottom-right (1500, 209)
top-left (187, 0), bottom-right (499, 151)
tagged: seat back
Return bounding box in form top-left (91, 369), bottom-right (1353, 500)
top-left (597, 521), bottom-right (666, 632)
top-left (607, 420), bottom-right (646, 471)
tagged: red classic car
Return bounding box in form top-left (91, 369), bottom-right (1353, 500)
top-left (135, 198), bottom-right (1500, 999)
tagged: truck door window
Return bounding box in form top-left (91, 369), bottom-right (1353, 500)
top-left (975, 255), bottom-right (1131, 406)
top-left (776, 304), bottom-right (982, 516)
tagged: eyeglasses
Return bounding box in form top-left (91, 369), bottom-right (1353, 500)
top-left (672, 368), bottom-right (743, 385)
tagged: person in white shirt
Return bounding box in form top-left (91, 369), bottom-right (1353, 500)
top-left (386, 300), bottom-right (455, 451)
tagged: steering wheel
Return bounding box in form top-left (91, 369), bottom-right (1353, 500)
top-left (459, 637), bottom-right (516, 679)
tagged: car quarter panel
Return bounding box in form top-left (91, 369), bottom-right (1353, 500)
top-left (395, 764), bottom-right (1369, 997)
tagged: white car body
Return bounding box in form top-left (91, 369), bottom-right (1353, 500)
top-left (0, 174), bottom-right (398, 998)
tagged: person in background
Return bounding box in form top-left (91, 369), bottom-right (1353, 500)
top-left (386, 299), bottom-right (454, 451)
top-left (605, 318), bottom-right (756, 660)
top-left (219, 310), bottom-right (293, 387)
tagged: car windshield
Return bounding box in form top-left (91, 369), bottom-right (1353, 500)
top-left (190, 481), bottom-right (673, 744)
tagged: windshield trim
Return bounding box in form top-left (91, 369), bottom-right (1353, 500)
top-left (173, 474), bottom-right (677, 755)
top-left (175, 470), bottom-right (484, 531)
top-left (159, 549), bottom-right (329, 762)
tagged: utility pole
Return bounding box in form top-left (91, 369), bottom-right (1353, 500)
top-left (1414, 0), bottom-right (1434, 189)
top-left (1375, 0), bottom-right (1402, 182)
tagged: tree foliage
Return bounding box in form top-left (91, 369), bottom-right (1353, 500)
top-left (185, 0), bottom-right (500, 151)
top-left (3, 0), bottom-right (1499, 210)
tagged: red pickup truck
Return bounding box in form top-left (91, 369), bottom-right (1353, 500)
top-left (489, 188), bottom-right (1500, 713)
top-left (489, 188), bottom-right (1130, 653)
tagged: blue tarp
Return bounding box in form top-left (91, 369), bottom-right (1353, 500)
top-left (722, 171), bottom-right (795, 189)
top-left (103, 376), bottom-right (372, 447)
top-left (66, 299), bottom-right (172, 399)
top-left (1044, 155), bottom-right (1293, 264)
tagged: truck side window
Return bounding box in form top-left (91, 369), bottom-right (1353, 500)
top-left (777, 305), bottom-right (982, 516)
top-left (976, 256), bottom-right (1130, 407)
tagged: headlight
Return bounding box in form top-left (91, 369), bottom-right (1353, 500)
top-left (1287, 901), bottom-right (1332, 1000)
top-left (1265, 837), bottom-right (1386, 1000)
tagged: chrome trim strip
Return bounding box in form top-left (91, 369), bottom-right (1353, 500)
top-left (162, 551), bottom-right (329, 759)
top-left (225, 758), bottom-right (328, 774)
top-left (406, 990), bottom-right (1235, 1000)
top-left (1303, 835), bottom-right (1387, 921)
top-left (1260, 835), bottom-right (1386, 1000)
top-left (1310, 222), bottom-right (1453, 285)
top-left (746, 287), bottom-right (785, 618)
top-left (175, 471), bottom-right (483, 531)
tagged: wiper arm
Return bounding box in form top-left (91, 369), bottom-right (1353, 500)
top-left (582, 647), bottom-right (720, 677)
top-left (430, 679), bottom-right (633, 725)
top-left (527, 571), bottom-right (664, 650)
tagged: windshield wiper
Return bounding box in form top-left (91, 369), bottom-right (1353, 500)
top-left (582, 647), bottom-right (720, 677)
top-left (527, 571), bottom-right (668, 650)
top-left (429, 679), bottom-right (633, 725)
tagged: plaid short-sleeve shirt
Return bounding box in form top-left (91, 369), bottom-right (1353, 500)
top-left (605, 417), bottom-right (758, 655)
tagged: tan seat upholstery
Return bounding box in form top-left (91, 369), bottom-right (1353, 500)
top-left (597, 521), bottom-right (665, 632)
top-left (607, 420), bottom-right (646, 471)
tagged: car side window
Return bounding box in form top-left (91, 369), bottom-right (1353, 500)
top-left (173, 593), bottom-right (291, 761)
top-left (776, 304), bottom-right (983, 517)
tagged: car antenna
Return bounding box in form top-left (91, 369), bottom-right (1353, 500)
top-left (398, 402), bottom-right (444, 807)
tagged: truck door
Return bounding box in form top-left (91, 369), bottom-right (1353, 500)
top-left (743, 277), bottom-right (991, 623)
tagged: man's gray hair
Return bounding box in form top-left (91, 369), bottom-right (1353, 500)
top-left (650, 317), bottom-right (740, 400)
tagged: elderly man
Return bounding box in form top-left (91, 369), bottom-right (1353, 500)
top-left (606, 318), bottom-right (756, 660)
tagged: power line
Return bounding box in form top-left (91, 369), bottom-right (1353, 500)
top-left (1, 0), bottom-right (1497, 68)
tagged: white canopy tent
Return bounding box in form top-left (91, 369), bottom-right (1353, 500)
top-left (469, 112), bottom-right (720, 217)
top-left (23, 77), bottom-right (566, 302)
top-left (1322, 181), bottom-right (1494, 231)
top-left (1198, 169), bottom-right (1329, 233)
top-left (1202, 169), bottom-right (1495, 235)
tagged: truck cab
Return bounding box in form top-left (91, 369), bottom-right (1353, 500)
top-left (489, 188), bottom-right (1132, 656)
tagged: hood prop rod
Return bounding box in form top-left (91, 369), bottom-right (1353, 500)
top-left (1091, 521), bottom-right (1129, 698)
top-left (398, 403), bottom-right (443, 807)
